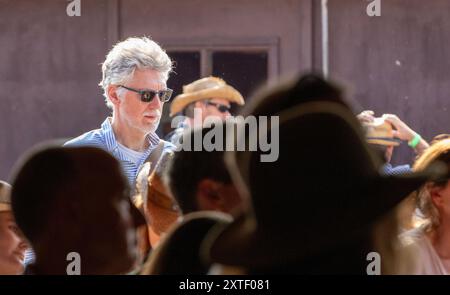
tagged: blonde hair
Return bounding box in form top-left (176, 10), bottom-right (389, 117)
top-left (412, 139), bottom-right (450, 231)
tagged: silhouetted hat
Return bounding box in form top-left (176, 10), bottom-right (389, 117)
top-left (204, 102), bottom-right (444, 269)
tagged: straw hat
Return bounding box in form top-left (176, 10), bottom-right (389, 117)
top-left (170, 77), bottom-right (245, 116)
top-left (0, 181), bottom-right (12, 212)
top-left (363, 118), bottom-right (401, 146)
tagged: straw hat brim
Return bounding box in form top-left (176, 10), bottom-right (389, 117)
top-left (170, 85), bottom-right (245, 116)
top-left (367, 137), bottom-right (401, 146)
top-left (0, 203), bottom-right (11, 212)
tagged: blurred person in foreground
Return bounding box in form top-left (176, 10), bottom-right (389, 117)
top-left (201, 74), bottom-right (443, 274)
top-left (401, 139), bottom-right (450, 274)
top-left (11, 144), bottom-right (146, 274)
top-left (0, 181), bottom-right (28, 275)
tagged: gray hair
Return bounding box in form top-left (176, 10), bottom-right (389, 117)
top-left (100, 36), bottom-right (173, 108)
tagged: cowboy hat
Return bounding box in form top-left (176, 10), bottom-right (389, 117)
top-left (363, 117), bottom-right (401, 146)
top-left (203, 102), bottom-right (445, 270)
top-left (170, 77), bottom-right (245, 116)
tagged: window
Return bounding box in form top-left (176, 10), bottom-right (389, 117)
top-left (158, 38), bottom-right (278, 137)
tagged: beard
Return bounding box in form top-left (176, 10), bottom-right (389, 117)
top-left (141, 109), bottom-right (161, 133)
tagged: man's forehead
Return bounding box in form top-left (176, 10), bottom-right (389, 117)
top-left (135, 78), bottom-right (166, 90)
top-left (149, 79), bottom-right (166, 86)
top-left (132, 69), bottom-right (166, 83)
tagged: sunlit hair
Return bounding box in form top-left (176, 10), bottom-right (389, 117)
top-left (99, 36), bottom-right (173, 108)
top-left (430, 134), bottom-right (450, 146)
top-left (412, 139), bottom-right (450, 231)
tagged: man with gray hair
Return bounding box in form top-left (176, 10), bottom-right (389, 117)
top-left (65, 36), bottom-right (175, 186)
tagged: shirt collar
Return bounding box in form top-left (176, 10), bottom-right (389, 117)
top-left (101, 117), bottom-right (160, 159)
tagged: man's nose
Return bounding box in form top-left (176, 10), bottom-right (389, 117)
top-left (147, 94), bottom-right (162, 108)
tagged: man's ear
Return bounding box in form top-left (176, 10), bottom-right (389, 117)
top-left (196, 179), bottom-right (223, 211)
top-left (107, 85), bottom-right (121, 106)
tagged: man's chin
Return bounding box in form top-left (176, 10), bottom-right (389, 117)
top-left (141, 122), bottom-right (159, 134)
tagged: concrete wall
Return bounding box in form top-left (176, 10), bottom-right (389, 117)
top-left (328, 0), bottom-right (450, 165)
top-left (0, 0), bottom-right (448, 179)
top-left (0, 0), bottom-right (111, 180)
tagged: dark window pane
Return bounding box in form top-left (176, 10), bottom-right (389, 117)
top-left (167, 51), bottom-right (201, 98)
top-left (212, 51), bottom-right (268, 112)
top-left (158, 51), bottom-right (201, 137)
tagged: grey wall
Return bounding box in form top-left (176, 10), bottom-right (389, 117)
top-left (0, 0), bottom-right (313, 180)
top-left (0, 0), bottom-right (449, 179)
top-left (0, 0), bottom-right (111, 180)
top-left (328, 0), bottom-right (450, 164)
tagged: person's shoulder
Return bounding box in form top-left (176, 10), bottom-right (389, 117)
top-left (160, 139), bottom-right (176, 152)
top-left (383, 163), bottom-right (411, 175)
top-left (394, 164), bottom-right (411, 170)
top-left (64, 128), bottom-right (105, 148)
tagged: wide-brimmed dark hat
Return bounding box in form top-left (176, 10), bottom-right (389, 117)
top-left (204, 102), bottom-right (445, 270)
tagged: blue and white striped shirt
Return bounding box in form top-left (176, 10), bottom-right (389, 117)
top-left (381, 163), bottom-right (412, 176)
top-left (64, 117), bottom-right (174, 186)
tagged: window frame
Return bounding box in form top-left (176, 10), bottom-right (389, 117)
top-left (162, 37), bottom-right (279, 80)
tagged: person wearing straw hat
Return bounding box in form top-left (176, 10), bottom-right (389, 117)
top-left (166, 76), bottom-right (245, 144)
top-left (359, 112), bottom-right (429, 176)
top-left (0, 180), bottom-right (28, 275)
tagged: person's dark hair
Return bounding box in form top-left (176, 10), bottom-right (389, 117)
top-left (166, 123), bottom-right (233, 214)
top-left (10, 145), bottom-right (126, 243)
top-left (11, 147), bottom-right (76, 242)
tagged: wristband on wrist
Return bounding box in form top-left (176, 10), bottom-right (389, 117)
top-left (408, 134), bottom-right (421, 149)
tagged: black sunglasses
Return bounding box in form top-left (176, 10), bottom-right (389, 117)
top-left (205, 101), bottom-right (231, 113)
top-left (119, 85), bottom-right (173, 102)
